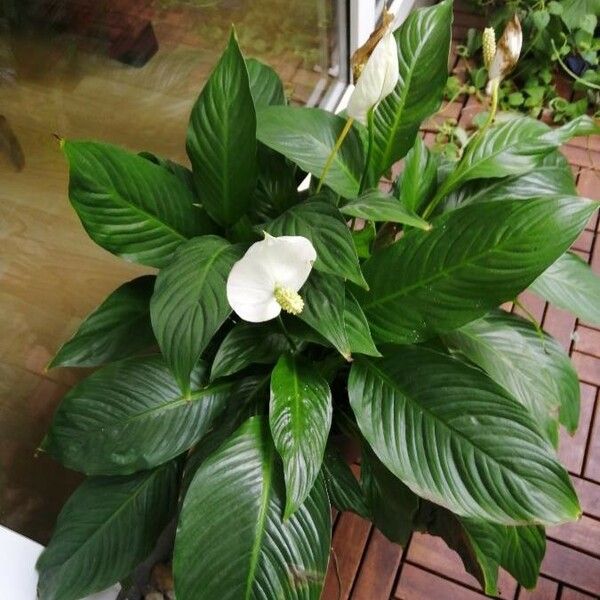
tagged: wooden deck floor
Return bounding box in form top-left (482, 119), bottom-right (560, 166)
top-left (322, 7), bottom-right (600, 600)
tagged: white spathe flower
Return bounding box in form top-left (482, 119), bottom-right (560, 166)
top-left (347, 29), bottom-right (399, 126)
top-left (486, 15), bottom-right (522, 95)
top-left (226, 234), bottom-right (317, 323)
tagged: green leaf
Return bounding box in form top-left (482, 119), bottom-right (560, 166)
top-left (344, 291), bottom-right (381, 357)
top-left (369, 0), bottom-right (452, 178)
top-left (42, 356), bottom-right (231, 475)
top-left (298, 271), bottom-right (351, 360)
top-left (340, 190), bottom-right (431, 230)
top-left (270, 354), bottom-right (332, 518)
top-left (445, 310), bottom-right (580, 444)
top-left (49, 276), bottom-right (155, 368)
top-left (173, 416), bottom-right (331, 600)
top-left (531, 251), bottom-right (600, 327)
top-left (361, 445), bottom-right (419, 545)
top-left (211, 322), bottom-right (292, 381)
top-left (444, 116), bottom-right (600, 195)
top-left (321, 446), bottom-right (370, 518)
top-left (499, 523), bottom-right (546, 588)
top-left (561, 0), bottom-right (600, 30)
top-left (444, 151), bottom-right (576, 209)
top-left (266, 198), bottom-right (367, 287)
top-left (352, 221), bottom-right (376, 259)
top-left (245, 58), bottom-right (285, 108)
top-left (349, 346), bottom-right (580, 525)
top-left (355, 197), bottom-right (598, 344)
top-left (187, 31), bottom-right (257, 226)
top-left (62, 140), bottom-right (207, 268)
top-left (394, 135), bottom-right (439, 213)
top-left (150, 236), bottom-right (243, 394)
top-left (36, 462), bottom-right (178, 600)
top-left (256, 106), bottom-right (364, 198)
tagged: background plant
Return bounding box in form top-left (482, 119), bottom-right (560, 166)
top-left (447, 0), bottom-right (600, 123)
top-left (35, 1), bottom-right (600, 598)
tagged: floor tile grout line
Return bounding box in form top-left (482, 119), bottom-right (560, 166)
top-left (581, 386), bottom-right (600, 480)
top-left (347, 523), bottom-right (374, 599)
top-left (387, 532), bottom-right (413, 600)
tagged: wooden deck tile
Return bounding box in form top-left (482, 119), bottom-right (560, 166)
top-left (541, 541), bottom-right (600, 596)
top-left (517, 577), bottom-right (559, 600)
top-left (560, 587), bottom-right (598, 600)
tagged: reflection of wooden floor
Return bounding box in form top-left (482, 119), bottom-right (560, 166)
top-left (322, 6), bottom-right (600, 600)
top-left (0, 7), bottom-right (322, 541)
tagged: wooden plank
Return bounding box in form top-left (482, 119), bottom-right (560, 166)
top-left (541, 541), bottom-right (600, 596)
top-left (517, 577), bottom-right (558, 600)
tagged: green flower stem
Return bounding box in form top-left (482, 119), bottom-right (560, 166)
top-left (277, 316), bottom-right (298, 353)
top-left (482, 78), bottom-right (500, 131)
top-left (316, 116), bottom-right (355, 193)
top-left (359, 109), bottom-right (376, 194)
top-left (513, 298), bottom-right (545, 343)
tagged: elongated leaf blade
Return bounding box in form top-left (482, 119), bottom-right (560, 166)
top-left (266, 198), bottom-right (367, 287)
top-left (211, 322), bottom-right (292, 381)
top-left (245, 58), bottom-right (285, 108)
top-left (37, 462), bottom-right (178, 600)
top-left (49, 276), bottom-right (155, 368)
top-left (355, 197), bottom-right (598, 344)
top-left (530, 251), bottom-right (600, 327)
top-left (151, 236), bottom-right (243, 394)
top-left (369, 0), bottom-right (452, 178)
top-left (445, 309), bottom-right (580, 443)
top-left (298, 271), bottom-right (351, 360)
top-left (62, 140), bottom-right (207, 268)
top-left (349, 346), bottom-right (580, 525)
top-left (256, 106), bottom-right (364, 198)
top-left (340, 190), bottom-right (431, 230)
top-left (344, 291), bottom-right (381, 357)
top-left (187, 32), bottom-right (257, 225)
top-left (270, 354), bottom-right (332, 518)
top-left (174, 416), bottom-right (331, 600)
top-left (42, 356), bottom-right (231, 475)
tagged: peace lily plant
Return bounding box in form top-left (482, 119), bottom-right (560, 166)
top-left (37, 1), bottom-right (600, 598)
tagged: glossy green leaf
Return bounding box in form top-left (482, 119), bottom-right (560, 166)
top-left (444, 151), bottom-right (576, 209)
top-left (394, 135), bottom-right (439, 213)
top-left (270, 354), bottom-right (332, 518)
top-left (298, 271), bottom-right (351, 360)
top-left (37, 462), bottom-right (178, 600)
top-left (352, 221), bottom-right (376, 259)
top-left (256, 106), bottom-right (364, 198)
top-left (355, 197), bottom-right (598, 344)
top-left (174, 416), bottom-right (331, 600)
top-left (361, 445), bottom-right (419, 545)
top-left (49, 276), bottom-right (155, 368)
top-left (349, 346), bottom-right (580, 524)
top-left (62, 140), bottom-right (207, 268)
top-left (340, 190), bottom-right (431, 230)
top-left (445, 310), bottom-right (580, 444)
top-left (187, 31), bottom-right (257, 226)
top-left (531, 251), bottom-right (600, 327)
top-left (211, 322), bottom-right (292, 381)
top-left (266, 198), bottom-right (367, 287)
top-left (344, 291), bottom-right (381, 357)
top-left (150, 236), bottom-right (243, 394)
top-left (322, 446), bottom-right (370, 518)
top-left (369, 0), bottom-right (452, 178)
top-left (245, 58), bottom-right (285, 108)
top-left (42, 356), bottom-right (231, 475)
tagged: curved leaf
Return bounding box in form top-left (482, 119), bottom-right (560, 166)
top-left (349, 346), bottom-right (580, 525)
top-left (266, 198), bottom-right (367, 287)
top-left (246, 58), bottom-right (285, 108)
top-left (355, 197), bottom-right (598, 344)
top-left (62, 140), bottom-right (207, 268)
top-left (344, 291), bottom-right (380, 357)
top-left (298, 271), bottom-right (351, 360)
top-left (340, 190), bottom-right (431, 230)
top-left (187, 31), bottom-right (257, 225)
top-left (445, 309), bottom-right (580, 444)
top-left (211, 322), bottom-right (292, 381)
top-left (151, 236), bottom-right (243, 394)
top-left (444, 151), bottom-right (576, 210)
top-left (174, 416), bottom-right (331, 600)
top-left (42, 356), bottom-right (232, 475)
top-left (49, 276), bottom-right (155, 368)
top-left (256, 106), bottom-right (364, 198)
top-left (36, 462), bottom-right (178, 600)
top-left (530, 251), bottom-right (600, 327)
top-left (369, 0), bottom-right (452, 178)
top-left (270, 354), bottom-right (332, 518)
top-left (322, 446), bottom-right (370, 518)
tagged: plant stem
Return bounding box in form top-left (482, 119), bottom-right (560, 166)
top-left (482, 78), bottom-right (500, 131)
top-left (359, 109), bottom-right (375, 194)
top-left (316, 117), bottom-right (355, 193)
top-left (551, 39), bottom-right (600, 91)
top-left (513, 298), bottom-right (545, 342)
top-left (277, 316), bottom-right (298, 353)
